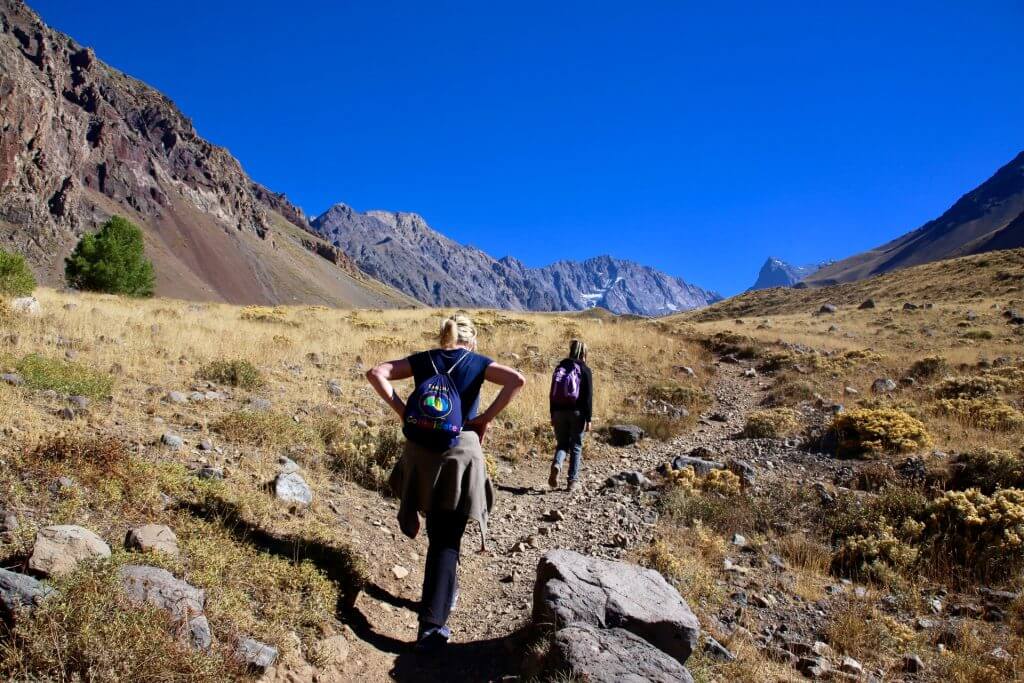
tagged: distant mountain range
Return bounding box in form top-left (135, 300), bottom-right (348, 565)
top-left (807, 150), bottom-right (1024, 286)
top-left (748, 258), bottom-right (824, 290)
top-left (311, 205), bottom-right (720, 316)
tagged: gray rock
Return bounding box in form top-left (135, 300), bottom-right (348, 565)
top-left (534, 549), bottom-right (700, 664)
top-left (671, 455), bottom-right (724, 476)
top-left (0, 568), bottom-right (55, 621)
top-left (605, 470), bottom-right (653, 489)
top-left (164, 391), bottom-right (188, 404)
top-left (903, 653), bottom-right (924, 672)
top-left (858, 298), bottom-right (875, 309)
top-left (58, 407), bottom-right (76, 420)
top-left (189, 615), bottom-right (213, 650)
top-left (871, 378), bottom-right (897, 393)
top-left (10, 296), bottom-right (41, 315)
top-left (278, 456), bottom-right (301, 474)
top-left (798, 656), bottom-right (832, 678)
top-left (703, 635), bottom-right (736, 662)
top-left (1, 373), bottom-right (24, 386)
top-left (161, 432), bottom-right (184, 449)
top-left (68, 395), bottom-right (89, 409)
top-left (119, 565), bottom-right (205, 622)
top-left (198, 439), bottom-right (213, 451)
top-left (275, 472), bottom-right (312, 506)
top-left (197, 466), bottom-right (224, 480)
top-left (818, 304), bottom-right (837, 314)
top-left (903, 302), bottom-right (919, 310)
top-left (235, 637), bottom-right (278, 671)
top-left (551, 623), bottom-right (693, 683)
top-left (609, 425), bottom-right (644, 446)
top-left (840, 656), bottom-right (863, 675)
top-left (1, 510), bottom-right (18, 533)
top-left (327, 380), bottom-right (343, 397)
top-left (247, 398), bottom-right (272, 411)
top-left (29, 525), bottom-right (111, 577)
top-left (188, 391), bottom-right (206, 402)
top-left (727, 458), bottom-right (756, 486)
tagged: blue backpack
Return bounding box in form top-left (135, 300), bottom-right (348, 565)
top-left (403, 350), bottom-right (471, 451)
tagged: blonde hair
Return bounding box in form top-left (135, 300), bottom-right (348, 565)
top-left (439, 313), bottom-right (477, 348)
top-left (569, 339), bottom-right (587, 361)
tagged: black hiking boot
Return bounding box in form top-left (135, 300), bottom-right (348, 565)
top-left (548, 464), bottom-right (560, 489)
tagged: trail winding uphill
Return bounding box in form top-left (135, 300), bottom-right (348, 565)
top-left (304, 361), bottom-right (759, 682)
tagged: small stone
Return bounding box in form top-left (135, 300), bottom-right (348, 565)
top-left (703, 635), bottom-right (736, 662)
top-left (326, 380), bottom-right (343, 397)
top-left (840, 656), bottom-right (863, 675)
top-left (197, 439), bottom-right (213, 451)
top-left (902, 654), bottom-right (924, 672)
top-left (0, 568), bottom-right (56, 622)
top-left (798, 656), bottom-right (832, 678)
top-left (871, 378), bottom-right (897, 393)
top-left (29, 525), bottom-right (111, 577)
top-left (743, 367), bottom-right (757, 378)
top-left (543, 509), bottom-right (566, 522)
top-left (161, 432), bottom-right (184, 450)
top-left (197, 466), bottom-right (224, 480)
top-left (59, 407), bottom-right (76, 420)
top-left (125, 524), bottom-right (179, 558)
top-left (248, 398), bottom-right (272, 411)
top-left (1, 373), bottom-right (24, 386)
top-left (731, 533), bottom-right (747, 547)
top-left (189, 615), bottom-right (213, 651)
top-left (858, 298), bottom-right (875, 309)
top-left (164, 391), bottom-right (188, 404)
top-left (68, 395), bottom-right (89, 409)
top-left (10, 297), bottom-right (41, 315)
top-left (278, 456), bottom-right (300, 474)
top-left (818, 304), bottom-right (837, 314)
top-left (392, 565), bottom-right (409, 580)
top-left (844, 386), bottom-right (858, 395)
top-left (235, 637), bottom-right (278, 671)
top-left (274, 472), bottom-right (312, 506)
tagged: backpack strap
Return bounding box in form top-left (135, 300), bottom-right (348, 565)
top-left (445, 349), bottom-right (472, 375)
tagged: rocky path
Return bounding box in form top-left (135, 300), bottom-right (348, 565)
top-left (328, 361), bottom-right (760, 682)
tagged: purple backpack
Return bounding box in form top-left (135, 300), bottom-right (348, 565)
top-left (550, 361), bottom-right (582, 407)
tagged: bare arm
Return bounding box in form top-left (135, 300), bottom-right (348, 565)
top-left (465, 362), bottom-right (526, 443)
top-left (366, 358), bottom-right (414, 418)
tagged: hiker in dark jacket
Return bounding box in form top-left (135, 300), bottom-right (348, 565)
top-left (548, 339), bottom-right (593, 492)
top-left (366, 313), bottom-right (525, 654)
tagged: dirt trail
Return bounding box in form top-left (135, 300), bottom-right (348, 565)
top-left (329, 361), bottom-right (760, 682)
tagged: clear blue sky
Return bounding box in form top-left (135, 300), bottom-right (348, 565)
top-left (31, 1), bottom-right (1024, 295)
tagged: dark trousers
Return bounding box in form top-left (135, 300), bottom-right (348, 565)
top-left (420, 509), bottom-right (468, 627)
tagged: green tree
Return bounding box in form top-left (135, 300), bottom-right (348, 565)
top-left (65, 216), bottom-right (155, 297)
top-left (0, 249), bottom-right (37, 297)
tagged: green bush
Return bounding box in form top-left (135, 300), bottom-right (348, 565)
top-left (922, 488), bottom-right (1024, 580)
top-left (14, 353), bottom-right (114, 398)
top-left (65, 216), bottom-right (155, 297)
top-left (907, 355), bottom-right (948, 380)
top-left (197, 359), bottom-right (263, 390)
top-left (0, 249), bottom-right (36, 297)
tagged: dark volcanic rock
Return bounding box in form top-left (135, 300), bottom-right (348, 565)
top-left (609, 424), bottom-right (644, 446)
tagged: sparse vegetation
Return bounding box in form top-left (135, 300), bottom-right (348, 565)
top-left (64, 216), bottom-right (155, 297)
top-left (0, 248), bottom-right (36, 297)
top-left (197, 359), bottom-right (264, 390)
top-left (12, 353), bottom-right (114, 397)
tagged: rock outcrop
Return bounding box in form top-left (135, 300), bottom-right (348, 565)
top-left (533, 549), bottom-right (700, 679)
top-left (0, 0), bottom-right (410, 308)
top-left (748, 257), bottom-right (824, 290)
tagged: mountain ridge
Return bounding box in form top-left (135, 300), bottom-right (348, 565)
top-left (748, 257), bottom-right (823, 290)
top-left (0, 0), bottom-right (413, 308)
top-left (806, 150), bottom-right (1024, 285)
top-left (311, 204), bottom-right (720, 316)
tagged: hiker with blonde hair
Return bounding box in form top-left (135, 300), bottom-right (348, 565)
top-left (366, 313), bottom-right (525, 653)
top-left (548, 339), bottom-right (593, 492)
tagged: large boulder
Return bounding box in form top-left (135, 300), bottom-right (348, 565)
top-left (609, 425), bottom-right (644, 447)
top-left (28, 525), bottom-right (111, 577)
top-left (534, 549), bottom-right (700, 664)
top-left (0, 568), bottom-right (55, 622)
top-left (551, 623), bottom-right (694, 683)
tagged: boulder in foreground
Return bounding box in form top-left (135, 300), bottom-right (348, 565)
top-left (533, 549), bottom-right (699, 664)
top-left (551, 623), bottom-right (694, 683)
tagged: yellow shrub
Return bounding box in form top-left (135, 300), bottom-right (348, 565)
top-left (935, 397), bottom-right (1024, 431)
top-left (954, 447), bottom-right (1024, 492)
top-left (704, 469), bottom-right (742, 495)
top-left (924, 488), bottom-right (1024, 578)
top-left (830, 408), bottom-right (931, 458)
top-left (831, 516), bottom-right (923, 584)
top-left (934, 375), bottom-right (1010, 399)
top-left (240, 306), bottom-right (292, 324)
top-left (741, 408), bottom-right (801, 439)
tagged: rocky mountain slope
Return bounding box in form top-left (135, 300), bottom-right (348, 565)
top-left (312, 204), bottom-right (720, 315)
top-left (0, 0), bottom-right (412, 308)
top-left (748, 257), bottom-right (822, 290)
top-left (806, 150), bottom-right (1024, 286)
